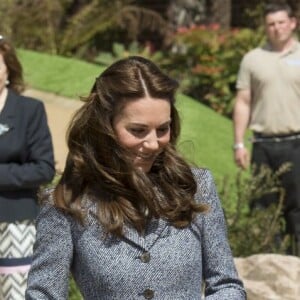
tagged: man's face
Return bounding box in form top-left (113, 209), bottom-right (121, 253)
top-left (265, 10), bottom-right (297, 47)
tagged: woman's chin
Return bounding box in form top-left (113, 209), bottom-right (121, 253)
top-left (134, 162), bottom-right (153, 173)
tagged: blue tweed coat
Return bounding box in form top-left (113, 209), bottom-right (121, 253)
top-left (25, 168), bottom-right (246, 299)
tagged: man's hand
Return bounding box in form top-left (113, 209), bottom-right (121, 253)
top-left (234, 147), bottom-right (249, 169)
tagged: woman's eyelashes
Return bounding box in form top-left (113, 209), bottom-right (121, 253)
top-left (156, 126), bottom-right (170, 137)
top-left (128, 125), bottom-right (170, 138)
top-left (129, 127), bottom-right (146, 136)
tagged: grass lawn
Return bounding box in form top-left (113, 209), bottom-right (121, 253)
top-left (18, 49), bottom-right (104, 98)
top-left (18, 48), bottom-right (241, 184)
top-left (176, 94), bottom-right (237, 183)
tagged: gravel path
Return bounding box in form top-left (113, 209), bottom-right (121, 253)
top-left (24, 89), bottom-right (83, 172)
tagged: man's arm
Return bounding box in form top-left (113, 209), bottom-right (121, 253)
top-left (233, 89), bottom-right (251, 169)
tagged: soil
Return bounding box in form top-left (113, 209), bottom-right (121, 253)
top-left (23, 89), bottom-right (83, 172)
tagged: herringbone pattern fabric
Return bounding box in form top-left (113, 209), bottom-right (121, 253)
top-left (0, 221), bottom-right (36, 300)
top-left (0, 273), bottom-right (27, 300)
top-left (26, 169), bottom-right (246, 299)
top-left (0, 221), bottom-right (35, 258)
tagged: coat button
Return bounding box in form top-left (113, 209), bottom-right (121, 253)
top-left (140, 251), bottom-right (150, 263)
top-left (143, 288), bottom-right (154, 299)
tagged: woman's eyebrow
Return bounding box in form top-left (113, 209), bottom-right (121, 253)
top-left (129, 120), bottom-right (171, 127)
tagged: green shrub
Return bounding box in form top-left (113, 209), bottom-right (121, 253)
top-left (220, 163), bottom-right (292, 257)
top-left (94, 41), bottom-right (164, 66)
top-left (162, 24), bottom-right (264, 117)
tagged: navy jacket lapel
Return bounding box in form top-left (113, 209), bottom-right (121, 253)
top-left (0, 89), bottom-right (18, 135)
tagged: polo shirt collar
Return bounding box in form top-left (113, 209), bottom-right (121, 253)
top-left (263, 39), bottom-right (299, 54)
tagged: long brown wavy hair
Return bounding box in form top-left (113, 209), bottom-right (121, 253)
top-left (0, 37), bottom-right (25, 94)
top-left (54, 56), bottom-right (207, 236)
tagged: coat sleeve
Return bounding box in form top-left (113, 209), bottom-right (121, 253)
top-left (193, 168), bottom-right (246, 299)
top-left (25, 201), bottom-right (73, 299)
top-left (0, 101), bottom-right (55, 190)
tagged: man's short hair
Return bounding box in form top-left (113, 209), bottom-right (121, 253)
top-left (263, 2), bottom-right (294, 18)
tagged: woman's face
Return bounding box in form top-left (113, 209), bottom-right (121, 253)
top-left (0, 54), bottom-right (8, 93)
top-left (113, 96), bottom-right (171, 172)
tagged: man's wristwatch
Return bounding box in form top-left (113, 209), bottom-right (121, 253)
top-left (233, 142), bottom-right (245, 150)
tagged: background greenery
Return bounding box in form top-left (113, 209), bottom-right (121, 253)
top-left (4, 0), bottom-right (299, 119)
top-left (18, 49), bottom-right (103, 98)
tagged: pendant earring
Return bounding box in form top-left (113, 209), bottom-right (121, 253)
top-left (5, 79), bottom-right (10, 86)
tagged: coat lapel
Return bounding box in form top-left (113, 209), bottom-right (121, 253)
top-left (0, 89), bottom-right (18, 133)
top-left (144, 217), bottom-right (170, 250)
top-left (123, 225), bottom-right (146, 250)
top-left (122, 217), bottom-right (169, 251)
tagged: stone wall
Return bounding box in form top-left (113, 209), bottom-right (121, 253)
top-left (235, 254), bottom-right (300, 300)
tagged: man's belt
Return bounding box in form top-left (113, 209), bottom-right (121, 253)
top-left (253, 132), bottom-right (300, 143)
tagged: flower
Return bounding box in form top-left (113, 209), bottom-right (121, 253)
top-left (0, 123), bottom-right (10, 136)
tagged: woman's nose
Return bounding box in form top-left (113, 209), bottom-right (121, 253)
top-left (143, 133), bottom-right (159, 150)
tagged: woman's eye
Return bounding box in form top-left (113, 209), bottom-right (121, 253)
top-left (128, 125), bottom-right (170, 137)
top-left (129, 128), bottom-right (145, 135)
top-left (157, 126), bottom-right (170, 135)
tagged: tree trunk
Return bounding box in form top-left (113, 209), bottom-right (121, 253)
top-left (207, 0), bottom-right (231, 29)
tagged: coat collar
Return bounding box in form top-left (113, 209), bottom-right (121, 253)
top-left (123, 217), bottom-right (170, 251)
top-left (83, 192), bottom-right (171, 251)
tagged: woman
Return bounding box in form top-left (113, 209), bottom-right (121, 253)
top-left (0, 37), bottom-right (55, 299)
top-left (26, 56), bottom-right (246, 299)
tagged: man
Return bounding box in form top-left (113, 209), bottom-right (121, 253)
top-left (233, 2), bottom-right (300, 255)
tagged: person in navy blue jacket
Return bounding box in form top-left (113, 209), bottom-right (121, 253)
top-left (0, 36), bottom-right (55, 299)
top-left (26, 56), bottom-right (245, 299)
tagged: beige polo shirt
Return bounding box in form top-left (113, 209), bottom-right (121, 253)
top-left (236, 42), bottom-right (300, 135)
